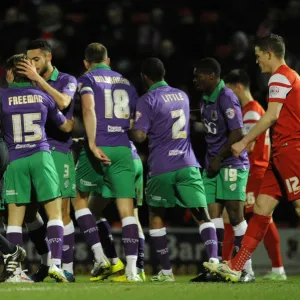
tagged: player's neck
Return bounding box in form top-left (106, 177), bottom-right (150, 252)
top-left (240, 90), bottom-right (253, 108)
top-left (43, 65), bottom-right (54, 80)
top-left (271, 59), bottom-right (286, 74)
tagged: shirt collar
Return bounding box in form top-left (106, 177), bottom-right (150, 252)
top-left (203, 80), bottom-right (225, 103)
top-left (47, 67), bottom-right (59, 81)
top-left (8, 82), bottom-right (33, 88)
top-left (148, 80), bottom-right (168, 92)
top-left (90, 64), bottom-right (111, 71)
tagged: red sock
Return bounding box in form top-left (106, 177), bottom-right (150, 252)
top-left (263, 221), bottom-right (283, 267)
top-left (229, 213), bottom-right (271, 271)
top-left (222, 223), bottom-right (235, 261)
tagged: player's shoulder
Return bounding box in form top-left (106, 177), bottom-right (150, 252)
top-left (268, 65), bottom-right (297, 86)
top-left (219, 86), bottom-right (239, 106)
top-left (243, 101), bottom-right (264, 121)
top-left (58, 71), bottom-right (76, 82)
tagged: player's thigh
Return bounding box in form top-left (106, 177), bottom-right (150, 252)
top-left (175, 167), bottom-right (207, 208)
top-left (88, 191), bottom-right (111, 218)
top-left (51, 150), bottom-right (76, 199)
top-left (133, 158), bottom-right (144, 207)
top-left (146, 172), bottom-right (177, 208)
top-left (75, 147), bottom-right (104, 193)
top-left (3, 157), bottom-right (31, 205)
top-left (202, 169), bottom-right (218, 205)
top-left (30, 152), bottom-right (61, 203)
top-left (217, 167), bottom-right (249, 202)
top-left (101, 146), bottom-right (135, 199)
top-left (245, 174), bottom-right (264, 215)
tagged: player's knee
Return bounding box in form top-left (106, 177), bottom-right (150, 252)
top-left (190, 207), bottom-right (210, 223)
top-left (295, 207), bottom-right (300, 218)
top-left (228, 216), bottom-right (242, 227)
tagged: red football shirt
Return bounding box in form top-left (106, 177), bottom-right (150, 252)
top-left (268, 65), bottom-right (300, 154)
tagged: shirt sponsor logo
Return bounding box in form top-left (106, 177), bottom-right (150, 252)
top-left (68, 82), bottom-right (76, 92)
top-left (211, 110), bottom-right (218, 121)
top-left (135, 111), bottom-right (142, 122)
top-left (203, 119), bottom-right (217, 134)
top-left (269, 86), bottom-right (280, 97)
top-left (107, 125), bottom-right (124, 132)
top-left (15, 144), bottom-right (36, 149)
top-left (225, 108), bottom-right (235, 119)
top-left (168, 150), bottom-right (185, 156)
top-left (80, 179), bottom-right (96, 187)
top-left (6, 190), bottom-right (18, 196)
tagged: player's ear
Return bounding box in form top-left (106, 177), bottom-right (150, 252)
top-left (46, 52), bottom-right (52, 62)
top-left (83, 59), bottom-right (89, 70)
top-left (106, 57), bottom-right (110, 66)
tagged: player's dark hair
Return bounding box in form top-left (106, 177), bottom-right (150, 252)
top-left (255, 34), bottom-right (285, 59)
top-left (26, 39), bottom-right (52, 53)
top-left (6, 54), bottom-right (31, 83)
top-left (194, 58), bottom-right (221, 77)
top-left (224, 69), bottom-right (250, 89)
top-left (85, 43), bottom-right (108, 63)
top-left (141, 58), bottom-right (165, 82)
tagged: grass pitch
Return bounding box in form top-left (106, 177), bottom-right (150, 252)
top-left (0, 275), bottom-right (298, 300)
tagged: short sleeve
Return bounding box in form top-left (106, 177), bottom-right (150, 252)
top-left (77, 75), bottom-right (94, 96)
top-left (59, 75), bottom-right (77, 99)
top-left (242, 109), bottom-right (261, 135)
top-left (45, 95), bottom-right (66, 127)
top-left (219, 93), bottom-right (243, 131)
top-left (133, 96), bottom-right (152, 134)
top-left (268, 73), bottom-right (292, 103)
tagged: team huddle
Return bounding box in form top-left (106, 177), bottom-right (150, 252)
top-left (0, 33), bottom-right (299, 284)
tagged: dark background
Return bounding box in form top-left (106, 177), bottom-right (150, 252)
top-left (1, 0), bottom-right (299, 228)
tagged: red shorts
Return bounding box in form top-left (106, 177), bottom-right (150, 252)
top-left (245, 173), bottom-right (264, 214)
top-left (259, 146), bottom-right (300, 201)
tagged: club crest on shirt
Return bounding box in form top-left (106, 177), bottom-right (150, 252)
top-left (211, 110), bottom-right (218, 121)
top-left (135, 111), bottom-right (142, 122)
top-left (225, 108), bottom-right (235, 119)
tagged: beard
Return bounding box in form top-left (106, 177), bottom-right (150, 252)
top-left (39, 64), bottom-right (49, 77)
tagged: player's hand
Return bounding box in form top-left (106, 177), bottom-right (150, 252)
top-left (6, 69), bottom-right (13, 83)
top-left (231, 139), bottom-right (247, 158)
top-left (207, 156), bottom-right (222, 178)
top-left (17, 59), bottom-right (41, 82)
top-left (90, 144), bottom-right (111, 165)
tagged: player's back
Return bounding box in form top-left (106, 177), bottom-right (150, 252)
top-left (78, 66), bottom-right (138, 147)
top-left (1, 84), bottom-right (54, 162)
top-left (142, 85), bottom-right (199, 176)
top-left (268, 65), bottom-right (300, 153)
top-left (242, 100), bottom-right (269, 172)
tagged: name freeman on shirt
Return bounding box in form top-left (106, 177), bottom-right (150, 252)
top-left (9, 95), bottom-right (43, 106)
top-left (161, 92), bottom-right (185, 103)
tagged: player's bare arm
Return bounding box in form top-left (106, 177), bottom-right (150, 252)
top-left (207, 128), bottom-right (244, 177)
top-left (232, 102), bottom-right (283, 157)
top-left (17, 60), bottom-right (71, 110)
top-left (59, 119), bottom-right (74, 133)
top-left (129, 129), bottom-right (147, 143)
top-left (81, 93), bottom-right (111, 165)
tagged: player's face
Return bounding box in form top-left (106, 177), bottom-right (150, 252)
top-left (193, 69), bottom-right (212, 92)
top-left (255, 46), bottom-right (271, 73)
top-left (27, 49), bottom-right (50, 76)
